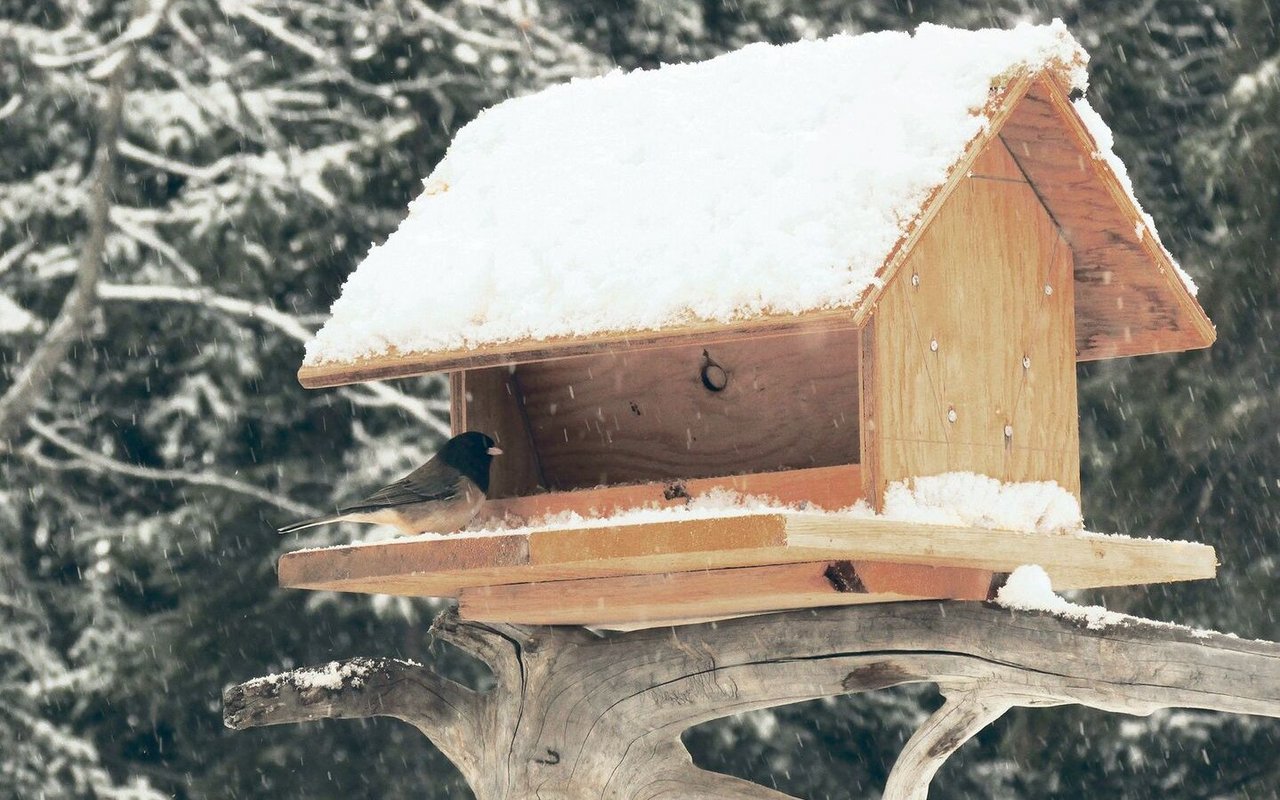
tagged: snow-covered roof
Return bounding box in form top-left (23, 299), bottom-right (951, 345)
top-left (299, 20), bottom-right (1212, 387)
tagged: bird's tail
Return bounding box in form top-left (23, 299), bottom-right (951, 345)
top-left (277, 514), bottom-right (345, 534)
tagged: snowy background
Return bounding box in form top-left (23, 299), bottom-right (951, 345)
top-left (1, 1), bottom-right (1276, 798)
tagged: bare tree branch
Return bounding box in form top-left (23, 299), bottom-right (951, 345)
top-left (25, 417), bottom-right (320, 518)
top-left (223, 656), bottom-right (484, 773)
top-left (225, 603), bottom-right (1280, 799)
top-left (427, 611), bottom-right (533, 684)
top-left (0, 10), bottom-right (141, 446)
top-left (29, 0), bottom-right (167, 70)
top-left (882, 686), bottom-right (1014, 800)
top-left (98, 282), bottom-right (315, 342)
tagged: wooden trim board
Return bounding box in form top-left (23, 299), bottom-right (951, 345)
top-left (459, 560), bottom-right (994, 627)
top-left (299, 309), bottom-right (861, 387)
top-left (278, 513), bottom-right (1217, 607)
top-left (475, 464), bottom-right (863, 525)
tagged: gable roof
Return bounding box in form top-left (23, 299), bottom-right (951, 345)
top-left (298, 22), bottom-right (1212, 389)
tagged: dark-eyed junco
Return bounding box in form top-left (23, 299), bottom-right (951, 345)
top-left (278, 431), bottom-right (502, 535)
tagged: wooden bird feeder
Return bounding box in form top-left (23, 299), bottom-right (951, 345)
top-left (280, 65), bottom-right (1217, 629)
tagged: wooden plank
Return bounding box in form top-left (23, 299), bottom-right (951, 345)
top-left (476, 464), bottom-right (862, 525)
top-left (857, 326), bottom-right (882, 510)
top-left (448, 370), bottom-right (467, 432)
top-left (298, 308), bottom-right (861, 388)
top-left (451, 365), bottom-right (544, 498)
top-left (278, 512), bottom-right (1216, 600)
top-left (513, 328), bottom-right (860, 490)
top-left (277, 533), bottom-right (530, 591)
top-left (459, 560), bottom-right (993, 627)
top-left (999, 75), bottom-right (1215, 361)
top-left (783, 515), bottom-right (1216, 590)
top-left (278, 515), bottom-right (792, 597)
top-left (867, 146), bottom-right (1081, 499)
top-left (527, 515), bottom-right (788, 570)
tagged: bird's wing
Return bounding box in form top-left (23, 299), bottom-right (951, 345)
top-left (340, 476), bottom-right (459, 514)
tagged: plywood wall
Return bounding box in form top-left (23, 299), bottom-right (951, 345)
top-left (999, 77), bottom-right (1214, 361)
top-left (456, 329), bottom-right (861, 494)
top-left (865, 139), bottom-right (1080, 504)
top-left (515, 329), bottom-right (861, 490)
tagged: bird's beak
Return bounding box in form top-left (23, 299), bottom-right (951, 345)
top-left (487, 446), bottom-right (503, 456)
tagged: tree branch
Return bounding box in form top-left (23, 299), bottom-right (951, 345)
top-left (96, 281), bottom-right (451, 434)
top-left (98, 282), bottom-right (314, 342)
top-left (25, 417), bottom-right (320, 517)
top-left (28, 0), bottom-right (166, 70)
top-left (222, 656), bottom-right (484, 774)
top-left (428, 610), bottom-right (532, 686)
top-left (226, 602), bottom-right (1280, 799)
top-left (0, 11), bottom-right (138, 446)
top-left (882, 686), bottom-right (1013, 800)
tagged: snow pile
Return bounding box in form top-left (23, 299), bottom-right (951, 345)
top-left (317, 487), bottom-right (808, 549)
top-left (996, 565), bottom-right (1131, 629)
top-left (882, 472), bottom-right (1083, 534)
top-left (0, 293), bottom-right (41, 334)
top-left (304, 21), bottom-right (1090, 365)
top-left (245, 658), bottom-right (425, 690)
top-left (291, 660), bottom-right (368, 689)
top-left (996, 565), bottom-right (1241, 638)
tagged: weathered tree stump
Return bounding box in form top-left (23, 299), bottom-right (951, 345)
top-left (223, 602), bottom-right (1280, 799)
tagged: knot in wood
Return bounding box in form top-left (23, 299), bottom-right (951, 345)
top-left (824, 560), bottom-right (867, 593)
top-left (700, 350), bottom-right (728, 392)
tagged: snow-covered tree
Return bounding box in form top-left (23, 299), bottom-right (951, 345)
top-left (1, 0), bottom-right (1275, 797)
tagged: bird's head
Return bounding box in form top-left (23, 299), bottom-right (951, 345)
top-left (441, 431), bottom-right (502, 493)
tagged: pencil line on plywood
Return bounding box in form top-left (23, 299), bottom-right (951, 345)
top-left (969, 174), bottom-right (1031, 184)
top-left (878, 436), bottom-right (1076, 455)
top-left (897, 242), bottom-right (950, 447)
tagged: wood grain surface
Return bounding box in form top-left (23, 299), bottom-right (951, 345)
top-left (511, 328), bottom-right (860, 490)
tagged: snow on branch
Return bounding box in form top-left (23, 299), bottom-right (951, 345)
top-left (223, 656), bottom-right (484, 773)
top-left (98, 283), bottom-right (315, 343)
top-left (218, 0), bottom-right (332, 64)
top-left (25, 418), bottom-right (321, 518)
top-left (29, 0), bottom-right (169, 72)
top-left (0, 9), bottom-right (139, 445)
top-left (94, 282), bottom-right (450, 434)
